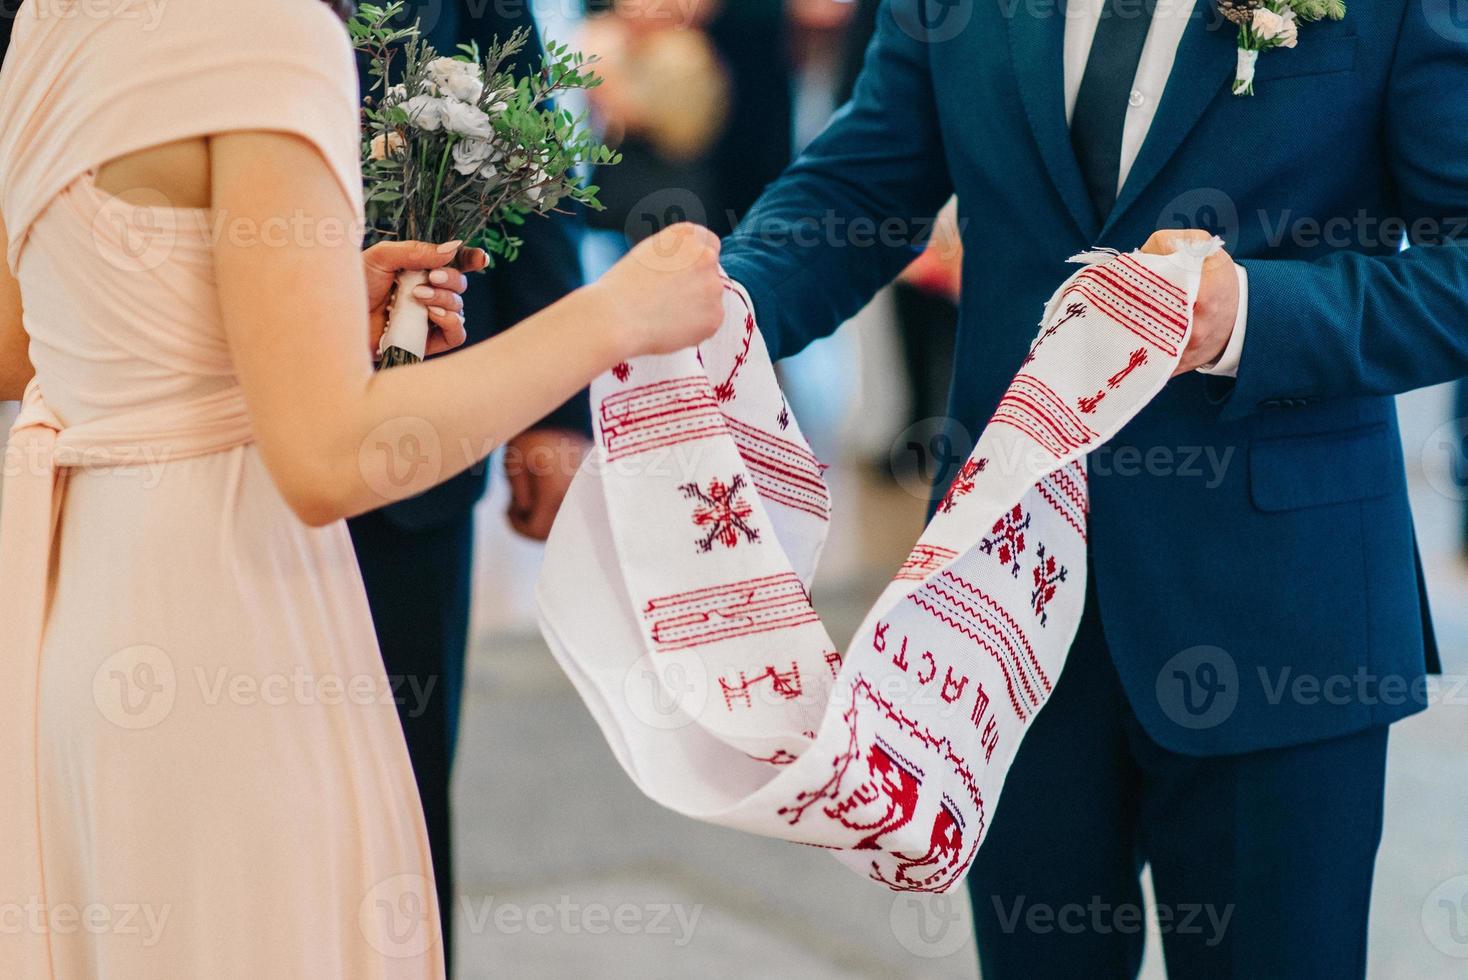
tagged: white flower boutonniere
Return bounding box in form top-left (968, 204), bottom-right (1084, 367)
top-left (1218, 0), bottom-right (1346, 96)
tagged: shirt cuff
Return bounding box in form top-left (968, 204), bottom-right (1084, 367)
top-left (1196, 265), bottom-right (1248, 378)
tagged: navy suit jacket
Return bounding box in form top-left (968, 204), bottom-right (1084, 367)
top-left (368, 0), bottom-right (587, 531)
top-left (722, 0), bottom-right (1467, 756)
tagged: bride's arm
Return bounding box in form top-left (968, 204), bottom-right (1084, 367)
top-left (211, 131), bottom-right (723, 527)
top-left (0, 215), bottom-right (32, 401)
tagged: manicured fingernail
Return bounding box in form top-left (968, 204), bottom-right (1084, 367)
top-left (413, 285), bottom-right (436, 300)
top-left (429, 307), bottom-right (448, 318)
top-left (428, 270), bottom-right (449, 285)
top-left (437, 240), bottom-right (463, 254)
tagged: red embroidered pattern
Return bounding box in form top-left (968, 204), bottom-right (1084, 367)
top-left (681, 475), bottom-right (761, 552)
top-left (1024, 301), bottom-right (1086, 365)
top-left (600, 377), bottom-right (725, 462)
top-left (913, 570), bottom-right (1051, 716)
top-left (726, 416), bottom-right (831, 521)
top-left (1066, 254), bottom-right (1188, 356)
top-left (992, 375), bottom-right (1099, 458)
top-left (937, 458), bottom-right (987, 514)
top-left (721, 662), bottom-right (802, 711)
top-left (710, 283), bottom-right (756, 403)
top-left (611, 362), bottom-right (632, 382)
top-left (978, 504), bottom-right (1031, 577)
top-left (1029, 543), bottom-right (1067, 627)
top-left (1037, 462), bottom-right (1088, 541)
top-left (642, 573), bottom-right (820, 653)
top-left (895, 544), bottom-right (959, 582)
top-left (1078, 347), bottom-right (1150, 414)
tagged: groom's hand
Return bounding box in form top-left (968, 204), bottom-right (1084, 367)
top-left (1140, 229), bottom-right (1240, 376)
top-left (504, 429), bottom-right (593, 540)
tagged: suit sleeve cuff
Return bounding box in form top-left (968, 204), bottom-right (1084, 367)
top-left (1196, 264), bottom-right (1248, 378)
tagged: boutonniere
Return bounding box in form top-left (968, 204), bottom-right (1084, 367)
top-left (1218, 0), bottom-right (1347, 96)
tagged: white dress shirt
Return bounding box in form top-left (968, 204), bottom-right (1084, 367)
top-left (1063, 0), bottom-right (1247, 376)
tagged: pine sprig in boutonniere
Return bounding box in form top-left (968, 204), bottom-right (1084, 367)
top-left (1220, 0), bottom-right (1347, 96)
top-left (350, 2), bottom-right (620, 367)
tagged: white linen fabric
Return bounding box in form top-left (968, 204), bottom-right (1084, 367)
top-left (538, 244), bottom-right (1217, 892)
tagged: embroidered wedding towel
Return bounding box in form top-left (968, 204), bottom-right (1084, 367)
top-left (538, 242), bottom-right (1218, 893)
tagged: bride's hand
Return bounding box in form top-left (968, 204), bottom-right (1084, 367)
top-left (592, 223), bottom-right (726, 359)
top-left (362, 240), bottom-right (489, 357)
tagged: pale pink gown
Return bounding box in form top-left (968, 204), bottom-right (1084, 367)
top-left (0, 1), bottom-right (444, 977)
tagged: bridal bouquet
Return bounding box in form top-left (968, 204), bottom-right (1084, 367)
top-left (351, 2), bottom-right (618, 367)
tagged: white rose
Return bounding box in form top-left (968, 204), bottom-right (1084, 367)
top-left (426, 57), bottom-right (485, 104)
top-left (1251, 7), bottom-right (1296, 46)
top-left (383, 84), bottom-right (408, 106)
top-left (451, 138), bottom-right (495, 176)
top-left (478, 163), bottom-right (501, 189)
top-left (369, 131), bottom-right (406, 161)
top-left (1277, 8), bottom-right (1299, 48)
top-left (440, 99), bottom-right (495, 140)
top-left (402, 94), bottom-right (447, 132)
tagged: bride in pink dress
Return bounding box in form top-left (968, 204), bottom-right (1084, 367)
top-left (0, 0), bottom-right (724, 976)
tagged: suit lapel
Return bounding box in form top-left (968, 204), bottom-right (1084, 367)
top-left (1005, 0), bottom-right (1099, 240)
top-left (1101, 5), bottom-right (1237, 237)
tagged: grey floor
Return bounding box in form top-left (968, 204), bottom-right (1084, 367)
top-left (452, 383), bottom-right (1468, 979)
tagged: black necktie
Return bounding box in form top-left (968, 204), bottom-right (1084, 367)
top-left (1070, 0), bottom-right (1158, 221)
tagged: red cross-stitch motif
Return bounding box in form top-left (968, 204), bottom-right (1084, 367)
top-left (681, 475), bottom-right (761, 552)
top-left (938, 458), bottom-right (987, 514)
top-left (720, 662), bottom-right (803, 711)
top-left (1029, 542), bottom-right (1067, 626)
top-left (1023, 301), bottom-right (1086, 365)
top-left (1078, 347), bottom-right (1149, 414)
top-left (611, 361), bottom-right (632, 382)
top-left (979, 504), bottom-right (1031, 577)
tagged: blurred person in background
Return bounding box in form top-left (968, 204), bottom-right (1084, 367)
top-left (348, 2), bottom-right (590, 971)
top-left (581, 0), bottom-right (793, 249)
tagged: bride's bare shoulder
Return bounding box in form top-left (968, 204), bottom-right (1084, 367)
top-left (93, 138), bottom-right (211, 210)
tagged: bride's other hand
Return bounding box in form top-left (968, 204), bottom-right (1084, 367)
top-left (362, 240), bottom-right (489, 357)
top-left (593, 223), bottom-right (726, 359)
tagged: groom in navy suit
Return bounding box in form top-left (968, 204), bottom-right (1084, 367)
top-left (721, 0), bottom-right (1467, 975)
